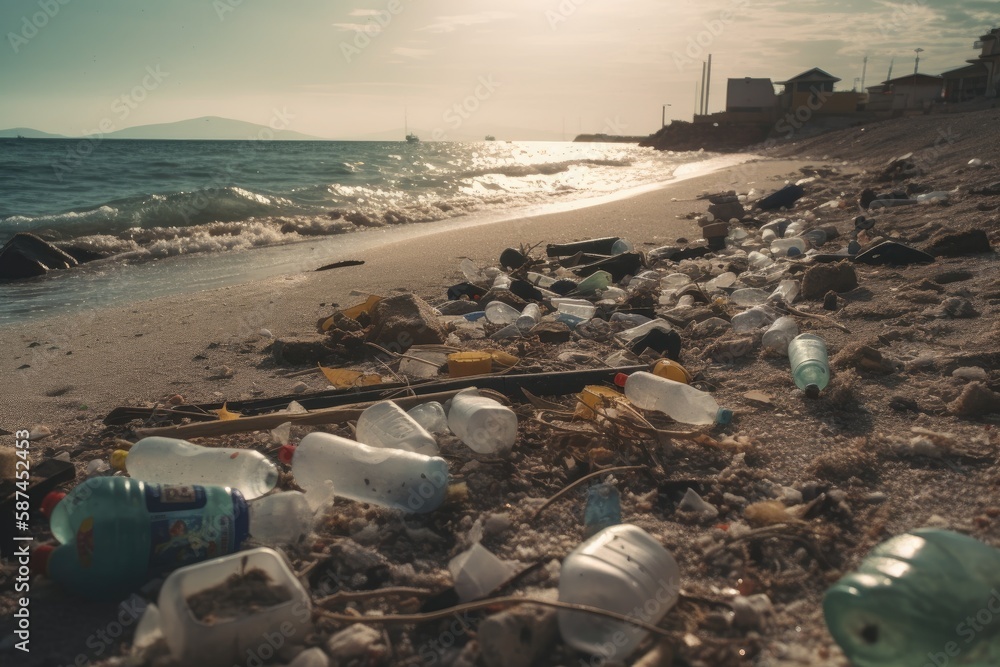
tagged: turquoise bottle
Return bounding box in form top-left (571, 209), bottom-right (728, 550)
top-left (824, 528), bottom-right (1000, 667)
top-left (32, 477), bottom-right (249, 600)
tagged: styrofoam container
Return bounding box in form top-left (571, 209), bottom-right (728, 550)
top-left (158, 548), bottom-right (311, 666)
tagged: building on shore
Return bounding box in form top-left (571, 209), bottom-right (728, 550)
top-left (970, 28), bottom-right (1000, 97)
top-left (942, 63), bottom-right (989, 103)
top-left (775, 68), bottom-right (867, 114)
top-left (868, 73), bottom-right (944, 113)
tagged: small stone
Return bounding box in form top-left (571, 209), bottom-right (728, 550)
top-left (479, 605), bottom-right (558, 667)
top-left (259, 328), bottom-right (274, 339)
top-left (864, 492), bottom-right (888, 504)
top-left (272, 334), bottom-right (337, 366)
top-left (953, 366), bottom-right (988, 381)
top-left (438, 299), bottom-right (483, 316)
top-left (924, 514), bottom-right (950, 529)
top-left (923, 229), bottom-right (991, 257)
top-left (823, 291), bottom-right (839, 310)
top-left (949, 381), bottom-right (1000, 417)
top-left (940, 297), bottom-right (979, 318)
top-left (28, 425), bottom-right (52, 440)
top-left (367, 294), bottom-right (448, 351)
top-left (731, 594), bottom-right (772, 630)
top-left (801, 261), bottom-right (858, 300)
top-left (678, 488), bottom-right (719, 520)
top-left (166, 394), bottom-right (185, 406)
top-left (325, 624), bottom-right (384, 662)
top-left (292, 381), bottom-right (308, 394)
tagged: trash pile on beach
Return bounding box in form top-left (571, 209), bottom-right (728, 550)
top-left (6, 157), bottom-right (1000, 667)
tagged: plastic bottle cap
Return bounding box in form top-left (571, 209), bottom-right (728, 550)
top-left (278, 444), bottom-right (297, 465)
top-left (613, 373), bottom-right (628, 388)
top-left (31, 544), bottom-right (54, 576)
top-left (40, 491), bottom-right (66, 519)
top-left (110, 449), bottom-right (129, 471)
top-left (716, 408), bottom-right (734, 425)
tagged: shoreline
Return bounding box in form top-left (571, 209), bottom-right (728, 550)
top-left (0, 157), bottom-right (808, 428)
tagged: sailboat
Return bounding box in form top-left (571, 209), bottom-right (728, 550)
top-left (404, 108), bottom-right (419, 143)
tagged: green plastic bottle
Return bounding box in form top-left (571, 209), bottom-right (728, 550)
top-left (787, 333), bottom-right (829, 398)
top-left (33, 477), bottom-right (248, 600)
top-left (824, 528), bottom-right (1000, 667)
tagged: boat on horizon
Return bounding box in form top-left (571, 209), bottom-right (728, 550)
top-left (485, 135), bottom-right (496, 141)
top-left (404, 108), bottom-right (419, 143)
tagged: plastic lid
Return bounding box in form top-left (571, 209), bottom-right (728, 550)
top-left (110, 449), bottom-right (129, 471)
top-left (716, 408), bottom-right (734, 425)
top-left (31, 544), bottom-right (54, 576)
top-left (613, 373), bottom-right (629, 388)
top-left (278, 444), bottom-right (297, 465)
top-left (40, 491), bottom-right (66, 519)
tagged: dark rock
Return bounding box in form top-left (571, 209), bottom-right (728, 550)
top-left (447, 282), bottom-right (486, 302)
top-left (923, 229), bottom-right (992, 258)
top-left (366, 294), bottom-right (447, 352)
top-left (437, 299), bottom-right (482, 316)
top-left (700, 221), bottom-right (731, 239)
top-left (708, 199), bottom-right (745, 222)
top-left (970, 181), bottom-right (1000, 196)
top-left (572, 252), bottom-right (643, 282)
top-left (508, 279), bottom-right (544, 302)
top-left (877, 153), bottom-right (921, 182)
top-left (478, 288), bottom-right (527, 310)
top-left (933, 270), bottom-right (974, 284)
top-left (757, 185), bottom-right (805, 211)
top-left (545, 237), bottom-right (620, 257)
top-left (889, 395), bottom-right (921, 412)
top-left (0, 232), bottom-right (79, 280)
top-left (499, 247), bottom-right (527, 270)
top-left (59, 245), bottom-right (110, 264)
top-left (343, 210), bottom-right (382, 227)
top-left (702, 336), bottom-right (755, 363)
top-left (801, 261), bottom-right (858, 300)
top-left (854, 241), bottom-right (934, 266)
top-left (823, 291), bottom-right (840, 311)
top-left (629, 327), bottom-right (681, 360)
top-left (271, 335), bottom-right (337, 366)
top-left (859, 189), bottom-right (878, 209)
top-left (531, 321), bottom-right (571, 343)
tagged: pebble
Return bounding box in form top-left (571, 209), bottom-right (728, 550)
top-left (325, 624), bottom-right (383, 662)
top-left (479, 604), bottom-right (558, 667)
top-left (952, 366), bottom-right (988, 381)
top-left (292, 381), bottom-right (308, 394)
top-left (283, 648), bottom-right (329, 667)
top-left (679, 488), bottom-right (719, 520)
top-left (28, 425), bottom-right (52, 440)
top-left (731, 594), bottom-right (773, 630)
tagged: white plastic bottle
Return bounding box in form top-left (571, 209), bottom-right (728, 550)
top-left (558, 524), bottom-right (680, 658)
top-left (762, 316), bottom-right (799, 355)
top-left (771, 238), bottom-right (807, 256)
top-left (621, 372), bottom-right (732, 425)
top-left (356, 401), bottom-right (439, 455)
top-left (291, 432), bottom-right (449, 513)
top-left (516, 303), bottom-right (541, 332)
top-left (446, 388), bottom-right (518, 454)
top-left (113, 437), bottom-right (278, 500)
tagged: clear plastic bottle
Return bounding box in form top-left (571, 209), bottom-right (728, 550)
top-left (551, 298), bottom-right (597, 320)
top-left (558, 525), bottom-right (680, 659)
top-left (731, 305), bottom-right (777, 332)
top-left (704, 271), bottom-right (737, 291)
top-left (576, 270), bottom-right (613, 295)
top-left (769, 279), bottom-right (800, 304)
top-left (516, 303), bottom-right (541, 332)
top-left (762, 316), bottom-right (799, 355)
top-left (290, 432), bottom-right (449, 513)
top-left (247, 491), bottom-right (314, 545)
top-left (730, 287), bottom-right (770, 306)
top-left (407, 402), bottom-right (450, 434)
top-left (112, 437), bottom-right (278, 500)
top-left (788, 333), bottom-right (830, 397)
top-left (771, 238), bottom-right (808, 256)
top-left (446, 388), bottom-right (518, 454)
top-left (484, 301), bottom-right (520, 325)
top-left (619, 371), bottom-right (732, 425)
top-left (33, 477), bottom-right (251, 600)
top-left (747, 251), bottom-right (775, 269)
top-left (356, 400), bottom-right (439, 455)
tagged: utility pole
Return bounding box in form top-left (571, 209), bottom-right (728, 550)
top-left (705, 54), bottom-right (713, 115)
top-left (860, 55), bottom-right (868, 90)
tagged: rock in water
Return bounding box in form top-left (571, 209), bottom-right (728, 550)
top-left (366, 294), bottom-right (447, 352)
top-left (0, 232), bottom-right (79, 280)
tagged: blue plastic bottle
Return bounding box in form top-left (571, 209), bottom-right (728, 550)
top-left (33, 477), bottom-right (249, 600)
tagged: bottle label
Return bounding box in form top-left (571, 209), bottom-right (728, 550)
top-left (145, 485), bottom-right (236, 572)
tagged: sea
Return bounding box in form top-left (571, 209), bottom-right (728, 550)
top-left (0, 138), bottom-right (732, 325)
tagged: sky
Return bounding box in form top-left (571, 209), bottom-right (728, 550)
top-left (0, 0), bottom-right (995, 140)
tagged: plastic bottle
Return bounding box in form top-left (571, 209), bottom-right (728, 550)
top-left (748, 250), bottom-right (775, 269)
top-left (484, 301), bottom-right (519, 325)
top-left (762, 316), bottom-right (799, 355)
top-left (660, 273), bottom-right (692, 289)
top-left (787, 333), bottom-right (830, 397)
top-left (407, 402), bottom-right (450, 434)
top-left (112, 437), bottom-right (278, 500)
top-left (558, 525), bottom-right (680, 658)
top-left (33, 477), bottom-right (251, 600)
top-left (704, 272), bottom-right (737, 291)
top-left (527, 271), bottom-right (557, 288)
top-left (355, 400), bottom-right (439, 456)
top-left (731, 305), bottom-right (776, 332)
top-left (824, 529), bottom-right (1000, 667)
top-left (583, 483), bottom-right (621, 538)
top-left (618, 371), bottom-right (732, 425)
top-left (576, 270), bottom-right (612, 295)
top-left (771, 238), bottom-right (808, 256)
top-left (610, 239), bottom-right (634, 255)
top-left (447, 388), bottom-right (518, 454)
top-left (516, 303), bottom-right (541, 332)
top-left (730, 287), bottom-right (770, 306)
top-left (289, 432), bottom-right (449, 513)
top-left (610, 312), bottom-right (651, 327)
top-left (769, 279), bottom-right (800, 304)
top-left (551, 298), bottom-right (597, 320)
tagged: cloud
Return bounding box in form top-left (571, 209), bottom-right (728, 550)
top-left (349, 9), bottom-right (384, 17)
top-left (418, 11), bottom-right (516, 34)
top-left (391, 47), bottom-right (433, 59)
top-left (331, 22), bottom-right (370, 32)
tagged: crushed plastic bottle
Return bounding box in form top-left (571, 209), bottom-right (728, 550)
top-left (558, 525), bottom-right (680, 659)
top-left (762, 316), bottom-right (799, 355)
top-left (356, 400), bottom-right (439, 455)
top-left (551, 298), bottom-right (597, 320)
top-left (618, 371), bottom-right (732, 425)
top-left (705, 272), bottom-right (737, 291)
top-left (731, 305), bottom-right (777, 332)
top-left (447, 388), bottom-right (517, 454)
top-left (730, 287), bottom-right (771, 306)
top-left (112, 437), bottom-right (278, 500)
top-left (484, 301), bottom-right (520, 325)
top-left (824, 528), bottom-right (1000, 667)
top-left (769, 279), bottom-right (800, 304)
top-left (407, 402), bottom-right (450, 434)
top-left (289, 432), bottom-right (449, 513)
top-left (788, 333), bottom-right (830, 397)
top-left (247, 491), bottom-right (314, 545)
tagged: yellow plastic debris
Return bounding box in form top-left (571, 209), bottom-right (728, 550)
top-left (318, 365), bottom-right (382, 389)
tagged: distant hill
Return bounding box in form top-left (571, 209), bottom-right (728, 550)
top-left (99, 116), bottom-right (326, 140)
top-left (0, 127), bottom-right (66, 138)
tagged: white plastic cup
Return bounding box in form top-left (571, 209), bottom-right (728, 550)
top-left (356, 401), bottom-right (439, 455)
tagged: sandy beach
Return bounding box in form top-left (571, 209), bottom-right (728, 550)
top-left (0, 157), bottom-right (807, 429)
